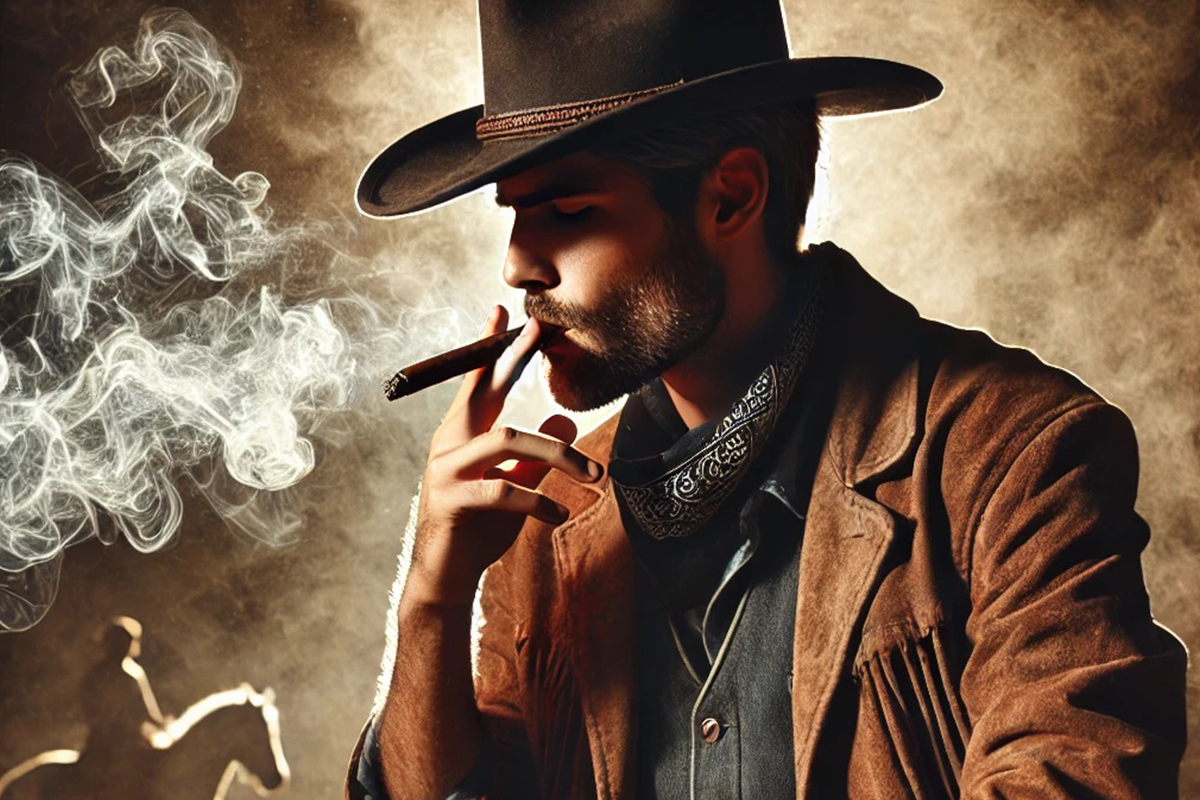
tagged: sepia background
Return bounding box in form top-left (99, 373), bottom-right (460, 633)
top-left (1, 0), bottom-right (1196, 796)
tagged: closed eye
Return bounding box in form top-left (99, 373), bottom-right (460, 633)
top-left (551, 204), bottom-right (594, 223)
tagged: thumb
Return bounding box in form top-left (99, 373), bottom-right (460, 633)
top-left (538, 413), bottom-right (578, 445)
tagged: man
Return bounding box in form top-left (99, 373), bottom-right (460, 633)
top-left (348, 0), bottom-right (1188, 798)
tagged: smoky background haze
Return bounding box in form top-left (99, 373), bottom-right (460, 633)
top-left (1, 0), bottom-right (1197, 796)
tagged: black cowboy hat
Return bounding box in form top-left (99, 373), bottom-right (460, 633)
top-left (357, 0), bottom-right (942, 218)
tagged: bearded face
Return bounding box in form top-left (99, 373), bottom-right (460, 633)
top-left (525, 218), bottom-right (726, 412)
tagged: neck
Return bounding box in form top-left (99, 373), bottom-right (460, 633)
top-left (661, 253), bottom-right (805, 429)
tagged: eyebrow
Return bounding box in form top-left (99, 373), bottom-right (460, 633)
top-left (493, 182), bottom-right (592, 209)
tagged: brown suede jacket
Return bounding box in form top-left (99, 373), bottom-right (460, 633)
top-left (357, 244), bottom-right (1188, 799)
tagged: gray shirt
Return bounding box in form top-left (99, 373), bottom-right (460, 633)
top-left (620, 375), bottom-right (813, 800)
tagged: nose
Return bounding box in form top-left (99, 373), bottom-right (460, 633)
top-left (502, 222), bottom-right (559, 292)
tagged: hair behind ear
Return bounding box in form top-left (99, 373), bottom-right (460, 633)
top-left (591, 97), bottom-right (820, 260)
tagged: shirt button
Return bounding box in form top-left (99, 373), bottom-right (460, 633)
top-left (700, 717), bottom-right (724, 743)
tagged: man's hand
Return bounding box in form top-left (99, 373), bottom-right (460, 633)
top-left (404, 305), bottom-right (604, 608)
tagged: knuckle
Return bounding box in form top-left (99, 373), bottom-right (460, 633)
top-left (496, 425), bottom-right (519, 445)
top-left (482, 480), bottom-right (514, 503)
top-left (429, 448), bottom-right (465, 481)
top-left (423, 459), bottom-right (449, 485)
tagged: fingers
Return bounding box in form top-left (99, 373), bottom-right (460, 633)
top-left (460, 480), bottom-right (571, 526)
top-left (485, 317), bottom-right (542, 398)
top-left (447, 304), bottom-right (509, 419)
top-left (456, 425), bottom-right (602, 484)
top-left (485, 415), bottom-right (580, 489)
top-left (443, 308), bottom-right (544, 443)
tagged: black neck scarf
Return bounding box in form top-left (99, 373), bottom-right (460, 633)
top-left (608, 256), bottom-right (826, 542)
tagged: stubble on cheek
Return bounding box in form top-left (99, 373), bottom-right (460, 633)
top-left (538, 265), bottom-right (723, 411)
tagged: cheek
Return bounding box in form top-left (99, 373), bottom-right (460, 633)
top-left (555, 227), bottom-right (660, 302)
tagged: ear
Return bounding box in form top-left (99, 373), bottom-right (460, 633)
top-left (700, 146), bottom-right (769, 242)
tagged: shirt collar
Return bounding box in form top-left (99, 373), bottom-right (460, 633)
top-left (614, 373), bottom-right (810, 522)
top-left (758, 404), bottom-right (807, 521)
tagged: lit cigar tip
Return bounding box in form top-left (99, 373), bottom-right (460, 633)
top-left (384, 372), bottom-right (410, 401)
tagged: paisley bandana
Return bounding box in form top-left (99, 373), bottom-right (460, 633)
top-left (609, 264), bottom-right (825, 540)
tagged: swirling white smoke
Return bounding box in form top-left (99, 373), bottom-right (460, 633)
top-left (0, 11), bottom-right (395, 631)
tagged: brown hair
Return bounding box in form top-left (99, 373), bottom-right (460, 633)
top-left (591, 97), bottom-right (821, 260)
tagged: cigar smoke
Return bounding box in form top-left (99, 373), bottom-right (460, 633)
top-left (0, 10), bottom-right (395, 632)
top-left (0, 1), bottom-right (1196, 794)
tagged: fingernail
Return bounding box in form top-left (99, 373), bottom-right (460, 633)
top-left (588, 460), bottom-right (602, 480)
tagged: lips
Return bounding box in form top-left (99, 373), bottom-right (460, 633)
top-left (539, 325), bottom-right (578, 355)
top-left (536, 322), bottom-right (568, 348)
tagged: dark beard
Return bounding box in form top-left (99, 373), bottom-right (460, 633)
top-left (524, 220), bottom-right (725, 411)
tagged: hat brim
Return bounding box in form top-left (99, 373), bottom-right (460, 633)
top-left (357, 56), bottom-right (942, 218)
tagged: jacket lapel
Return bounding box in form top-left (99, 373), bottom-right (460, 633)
top-left (790, 245), bottom-right (922, 794)
top-left (790, 457), bottom-right (904, 792)
top-left (553, 473), bottom-right (637, 800)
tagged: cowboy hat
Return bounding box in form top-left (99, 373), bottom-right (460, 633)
top-left (357, 0), bottom-right (942, 218)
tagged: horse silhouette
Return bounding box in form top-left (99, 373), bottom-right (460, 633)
top-left (1, 618), bottom-right (289, 800)
top-left (1, 683), bottom-right (288, 800)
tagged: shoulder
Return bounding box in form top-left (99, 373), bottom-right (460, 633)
top-left (919, 319), bottom-right (1105, 424)
top-left (914, 318), bottom-right (1131, 457)
top-left (909, 319), bottom-right (1141, 556)
top-left (817, 240), bottom-right (1114, 440)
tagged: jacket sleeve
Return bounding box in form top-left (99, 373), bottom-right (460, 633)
top-left (346, 714), bottom-right (492, 800)
top-left (958, 400), bottom-right (1188, 798)
top-left (472, 554), bottom-right (544, 799)
top-left (343, 555), bottom-right (541, 800)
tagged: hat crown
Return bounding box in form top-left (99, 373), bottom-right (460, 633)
top-left (478, 0), bottom-right (791, 116)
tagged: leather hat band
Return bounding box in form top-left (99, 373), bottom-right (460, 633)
top-left (475, 79), bottom-right (683, 143)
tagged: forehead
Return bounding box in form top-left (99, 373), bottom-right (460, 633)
top-left (494, 151), bottom-right (647, 207)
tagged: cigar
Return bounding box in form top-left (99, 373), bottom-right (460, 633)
top-left (384, 322), bottom-right (559, 401)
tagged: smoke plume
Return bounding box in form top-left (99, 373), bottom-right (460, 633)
top-left (0, 10), bottom-right (395, 632)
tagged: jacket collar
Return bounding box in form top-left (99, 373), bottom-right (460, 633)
top-left (550, 242), bottom-right (922, 799)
